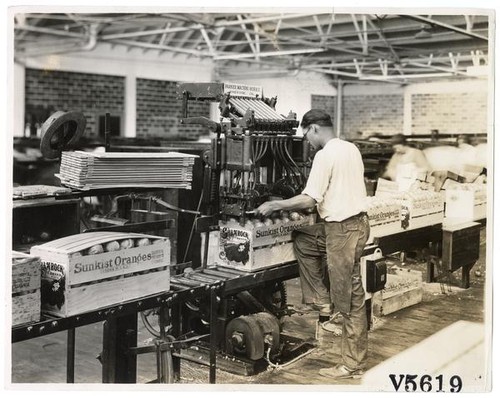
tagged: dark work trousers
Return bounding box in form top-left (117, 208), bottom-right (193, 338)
top-left (292, 213), bottom-right (370, 370)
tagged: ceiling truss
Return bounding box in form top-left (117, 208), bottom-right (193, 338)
top-left (14, 11), bottom-right (490, 83)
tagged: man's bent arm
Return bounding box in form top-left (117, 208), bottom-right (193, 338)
top-left (256, 194), bottom-right (316, 217)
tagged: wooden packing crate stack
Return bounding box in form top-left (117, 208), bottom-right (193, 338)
top-left (30, 232), bottom-right (171, 317)
top-left (12, 251), bottom-right (41, 326)
top-left (365, 196), bottom-right (402, 243)
top-left (399, 191), bottom-right (444, 230)
top-left (57, 151), bottom-right (197, 190)
top-left (207, 213), bottom-right (315, 272)
top-left (367, 187), bottom-right (444, 242)
top-left (372, 267), bottom-right (423, 316)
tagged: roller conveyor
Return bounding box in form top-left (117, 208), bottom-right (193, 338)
top-left (229, 97), bottom-right (285, 121)
top-left (170, 276), bottom-right (208, 288)
top-left (210, 266), bottom-right (250, 276)
top-left (184, 272), bottom-right (224, 284)
top-left (12, 262), bottom-right (298, 343)
top-left (11, 260), bottom-right (301, 384)
top-left (228, 96), bottom-right (299, 132)
top-left (201, 269), bottom-right (243, 279)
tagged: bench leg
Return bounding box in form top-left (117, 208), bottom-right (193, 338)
top-left (461, 263), bottom-right (475, 289)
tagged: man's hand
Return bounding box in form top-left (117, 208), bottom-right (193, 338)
top-left (256, 201), bottom-right (282, 217)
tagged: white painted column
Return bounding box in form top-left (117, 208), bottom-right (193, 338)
top-left (403, 86), bottom-right (412, 135)
top-left (336, 80), bottom-right (343, 138)
top-left (13, 62), bottom-right (25, 137)
top-left (124, 74), bottom-right (136, 137)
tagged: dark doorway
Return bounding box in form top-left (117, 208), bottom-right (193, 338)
top-left (98, 114), bottom-right (121, 137)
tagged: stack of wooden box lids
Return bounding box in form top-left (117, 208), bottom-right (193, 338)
top-left (57, 151), bottom-right (197, 190)
top-left (13, 185), bottom-right (72, 199)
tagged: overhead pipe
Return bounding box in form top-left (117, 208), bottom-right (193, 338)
top-left (79, 23), bottom-right (99, 51)
top-left (18, 23), bottom-right (99, 58)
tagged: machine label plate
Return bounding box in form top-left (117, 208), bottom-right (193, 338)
top-left (224, 82), bottom-right (263, 98)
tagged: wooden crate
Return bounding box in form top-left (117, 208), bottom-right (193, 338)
top-left (372, 268), bottom-right (423, 316)
top-left (401, 193), bottom-right (444, 230)
top-left (12, 251), bottom-right (41, 326)
top-left (367, 199), bottom-right (402, 243)
top-left (445, 188), bottom-right (487, 223)
top-left (207, 215), bottom-right (315, 272)
top-left (30, 232), bottom-right (170, 317)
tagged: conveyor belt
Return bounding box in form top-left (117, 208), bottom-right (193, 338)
top-left (13, 223), bottom-right (445, 343)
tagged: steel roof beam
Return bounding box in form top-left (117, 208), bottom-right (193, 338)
top-left (14, 24), bottom-right (87, 39)
top-left (406, 61), bottom-right (468, 76)
top-left (200, 27), bottom-right (216, 55)
top-left (465, 15), bottom-right (475, 32)
top-left (158, 22), bottom-right (173, 46)
top-left (471, 50), bottom-right (487, 66)
top-left (301, 66), bottom-right (360, 78)
top-left (351, 14), bottom-right (369, 55)
top-left (222, 25), bottom-right (376, 58)
top-left (254, 25), bottom-right (261, 60)
top-left (214, 47), bottom-right (325, 60)
top-left (212, 27), bottom-right (225, 48)
top-left (360, 72), bottom-right (455, 81)
top-left (236, 15), bottom-right (257, 56)
top-left (105, 39), bottom-right (210, 57)
top-left (101, 24), bottom-right (200, 40)
top-left (213, 13), bottom-right (322, 28)
top-left (399, 14), bottom-right (488, 41)
top-left (274, 15), bottom-right (283, 35)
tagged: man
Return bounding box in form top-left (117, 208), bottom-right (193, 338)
top-left (383, 134), bottom-right (430, 182)
top-left (256, 109), bottom-right (370, 379)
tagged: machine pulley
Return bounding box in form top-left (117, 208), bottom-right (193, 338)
top-left (40, 110), bottom-right (86, 159)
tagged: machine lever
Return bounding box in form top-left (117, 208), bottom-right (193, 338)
top-left (180, 116), bottom-right (221, 133)
top-left (136, 195), bottom-right (202, 215)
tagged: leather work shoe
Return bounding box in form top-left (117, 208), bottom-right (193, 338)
top-left (320, 319), bottom-right (342, 336)
top-left (319, 364), bottom-right (364, 379)
top-left (320, 311), bottom-right (343, 335)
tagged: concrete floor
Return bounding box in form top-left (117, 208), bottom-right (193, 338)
top-left (10, 228), bottom-right (489, 389)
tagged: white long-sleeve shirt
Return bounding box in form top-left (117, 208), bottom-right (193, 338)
top-left (302, 138), bottom-right (367, 222)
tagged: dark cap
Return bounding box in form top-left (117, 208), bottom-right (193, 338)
top-left (390, 134), bottom-right (407, 145)
top-left (300, 109), bottom-right (333, 129)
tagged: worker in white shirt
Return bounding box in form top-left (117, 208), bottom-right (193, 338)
top-left (256, 109), bottom-right (370, 379)
top-left (383, 134), bottom-right (430, 181)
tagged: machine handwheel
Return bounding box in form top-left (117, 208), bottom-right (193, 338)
top-left (40, 110), bottom-right (86, 159)
top-left (225, 315), bottom-right (264, 360)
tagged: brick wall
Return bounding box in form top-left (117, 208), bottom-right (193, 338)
top-left (136, 78), bottom-right (210, 139)
top-left (411, 92), bottom-right (487, 134)
top-left (25, 68), bottom-right (124, 137)
top-left (343, 94), bottom-right (404, 138)
top-left (311, 94), bottom-right (336, 133)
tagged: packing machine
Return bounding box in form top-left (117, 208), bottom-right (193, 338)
top-left (177, 82), bottom-right (309, 225)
